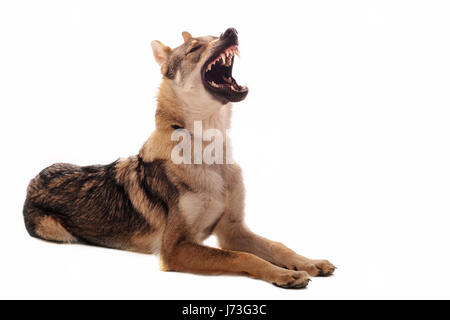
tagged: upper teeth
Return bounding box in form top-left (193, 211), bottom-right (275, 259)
top-left (206, 46), bottom-right (239, 70)
top-left (221, 54), bottom-right (226, 64)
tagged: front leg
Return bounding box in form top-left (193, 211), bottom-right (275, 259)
top-left (160, 213), bottom-right (310, 289)
top-left (218, 164), bottom-right (335, 276)
top-left (215, 222), bottom-right (335, 276)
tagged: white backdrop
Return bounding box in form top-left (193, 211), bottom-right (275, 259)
top-left (1, 0), bottom-right (450, 299)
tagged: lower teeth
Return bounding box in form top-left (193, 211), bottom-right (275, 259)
top-left (207, 79), bottom-right (241, 91)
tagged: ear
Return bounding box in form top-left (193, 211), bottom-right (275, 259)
top-left (182, 31), bottom-right (192, 42)
top-left (151, 40), bottom-right (171, 66)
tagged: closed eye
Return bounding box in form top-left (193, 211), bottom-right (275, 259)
top-left (188, 45), bottom-right (202, 54)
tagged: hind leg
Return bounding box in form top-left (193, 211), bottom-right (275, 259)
top-left (35, 215), bottom-right (77, 243)
top-left (24, 203), bottom-right (77, 243)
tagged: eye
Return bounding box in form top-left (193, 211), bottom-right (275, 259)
top-left (188, 45), bottom-right (202, 54)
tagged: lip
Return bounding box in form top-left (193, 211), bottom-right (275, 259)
top-left (201, 39), bottom-right (248, 103)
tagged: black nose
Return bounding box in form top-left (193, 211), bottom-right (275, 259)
top-left (220, 28), bottom-right (238, 42)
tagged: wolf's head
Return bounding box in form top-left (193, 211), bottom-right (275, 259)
top-left (151, 28), bottom-right (248, 118)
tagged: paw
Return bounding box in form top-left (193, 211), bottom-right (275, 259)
top-left (309, 259), bottom-right (336, 276)
top-left (280, 259), bottom-right (336, 277)
top-left (271, 270), bottom-right (310, 289)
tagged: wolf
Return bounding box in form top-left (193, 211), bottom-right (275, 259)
top-left (23, 28), bottom-right (335, 289)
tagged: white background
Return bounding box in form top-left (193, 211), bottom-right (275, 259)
top-left (1, 0), bottom-right (450, 299)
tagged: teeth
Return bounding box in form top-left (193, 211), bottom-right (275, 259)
top-left (210, 81), bottom-right (219, 88)
top-left (205, 47), bottom-right (239, 73)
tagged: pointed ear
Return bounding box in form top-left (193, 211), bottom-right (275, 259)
top-left (182, 31), bottom-right (192, 42)
top-left (151, 40), bottom-right (171, 66)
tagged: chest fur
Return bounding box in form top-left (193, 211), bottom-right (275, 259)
top-left (177, 168), bottom-right (226, 241)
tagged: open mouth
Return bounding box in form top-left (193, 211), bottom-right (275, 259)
top-left (202, 45), bottom-right (248, 102)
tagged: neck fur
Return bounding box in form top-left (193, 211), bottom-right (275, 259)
top-left (157, 79), bottom-right (232, 133)
top-left (139, 79), bottom-right (233, 162)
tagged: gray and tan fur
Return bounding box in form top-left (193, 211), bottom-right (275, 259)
top-left (23, 28), bottom-right (335, 289)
